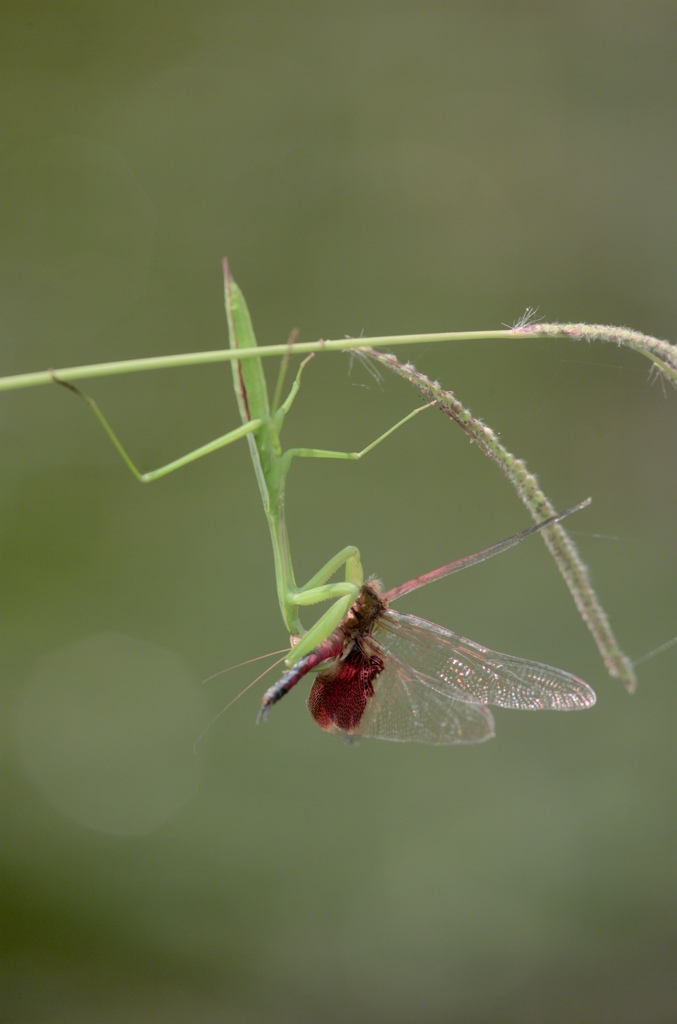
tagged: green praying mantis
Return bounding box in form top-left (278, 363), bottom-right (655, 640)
top-left (3, 257), bottom-right (662, 737)
top-left (45, 262), bottom-right (599, 741)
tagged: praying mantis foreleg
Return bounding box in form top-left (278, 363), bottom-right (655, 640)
top-left (282, 544), bottom-right (364, 662)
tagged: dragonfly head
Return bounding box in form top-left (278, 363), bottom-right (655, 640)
top-left (341, 582), bottom-right (387, 642)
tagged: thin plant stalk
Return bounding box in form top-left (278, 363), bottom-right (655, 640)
top-left (0, 321), bottom-right (674, 393)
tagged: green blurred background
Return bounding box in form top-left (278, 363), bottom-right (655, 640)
top-left (1, 3), bottom-right (676, 1022)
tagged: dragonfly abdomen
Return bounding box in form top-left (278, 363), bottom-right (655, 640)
top-left (257, 638), bottom-right (342, 723)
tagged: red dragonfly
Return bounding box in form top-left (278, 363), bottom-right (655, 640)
top-left (257, 501), bottom-right (596, 744)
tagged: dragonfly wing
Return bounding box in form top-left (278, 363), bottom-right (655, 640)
top-left (353, 650), bottom-right (496, 745)
top-left (376, 611), bottom-right (596, 710)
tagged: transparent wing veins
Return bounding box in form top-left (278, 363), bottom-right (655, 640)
top-left (374, 611), bottom-right (596, 711)
top-left (348, 642), bottom-right (496, 745)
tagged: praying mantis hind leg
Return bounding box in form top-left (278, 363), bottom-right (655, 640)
top-left (50, 372), bottom-right (262, 483)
